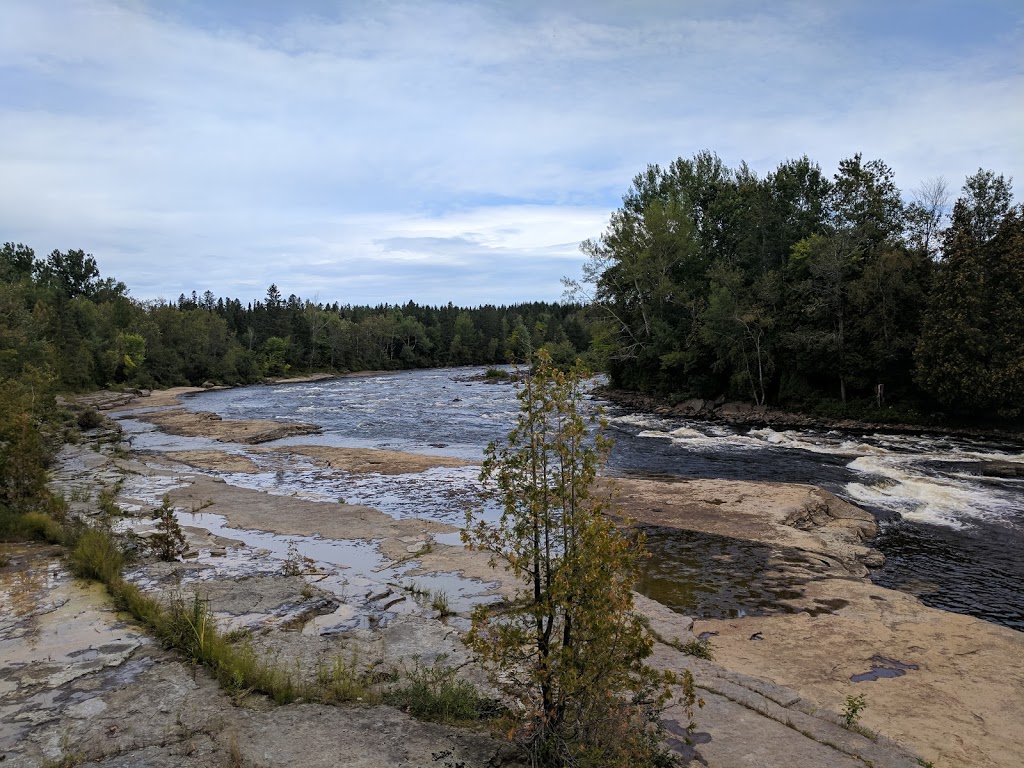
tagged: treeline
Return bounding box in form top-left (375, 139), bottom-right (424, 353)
top-left (573, 151), bottom-right (1023, 419)
top-left (0, 245), bottom-right (591, 392)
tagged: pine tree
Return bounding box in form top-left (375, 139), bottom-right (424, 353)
top-left (148, 495), bottom-right (187, 561)
top-left (915, 204), bottom-right (1024, 416)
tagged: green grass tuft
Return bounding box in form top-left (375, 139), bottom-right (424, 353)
top-left (681, 637), bottom-right (715, 660)
top-left (386, 657), bottom-right (499, 724)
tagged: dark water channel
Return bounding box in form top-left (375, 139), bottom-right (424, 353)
top-left (161, 367), bottom-right (1024, 632)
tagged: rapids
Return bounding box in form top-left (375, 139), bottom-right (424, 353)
top-left (121, 367), bottom-right (1024, 631)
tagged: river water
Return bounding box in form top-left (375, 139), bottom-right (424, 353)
top-left (129, 367), bottom-right (1024, 632)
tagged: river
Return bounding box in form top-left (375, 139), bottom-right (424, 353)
top-left (123, 366), bottom-right (1024, 632)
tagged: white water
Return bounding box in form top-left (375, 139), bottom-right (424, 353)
top-left (616, 412), bottom-right (1024, 533)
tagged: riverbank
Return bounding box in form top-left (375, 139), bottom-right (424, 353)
top-left (6, 382), bottom-right (1021, 766)
top-left (2, 433), bottom-right (930, 768)
top-left (600, 387), bottom-right (1024, 442)
top-left (609, 475), bottom-right (1024, 768)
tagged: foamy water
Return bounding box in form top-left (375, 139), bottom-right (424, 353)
top-left (617, 412), bottom-right (1023, 533)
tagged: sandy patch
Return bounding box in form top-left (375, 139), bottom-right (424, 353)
top-left (160, 450), bottom-right (262, 473)
top-left (266, 445), bottom-right (473, 475)
top-left (135, 408), bottom-right (321, 444)
top-left (111, 386), bottom-right (208, 410)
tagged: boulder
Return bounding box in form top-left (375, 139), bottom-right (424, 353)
top-left (719, 402), bottom-right (754, 417)
top-left (973, 460), bottom-right (1024, 478)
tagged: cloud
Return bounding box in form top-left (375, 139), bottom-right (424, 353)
top-left (0, 0), bottom-right (1020, 306)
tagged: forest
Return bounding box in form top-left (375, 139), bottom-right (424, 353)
top-left (3, 149), bottom-right (1023, 523)
top-left (571, 152), bottom-right (1023, 421)
top-left (0, 245), bottom-right (591, 392)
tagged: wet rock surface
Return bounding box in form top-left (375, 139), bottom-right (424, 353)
top-left (610, 476), bottom-right (882, 578)
top-left (134, 408), bottom-right (322, 444)
top-left (5, 398), bottom-right (1020, 766)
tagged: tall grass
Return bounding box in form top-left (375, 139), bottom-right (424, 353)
top-left (0, 509), bottom-right (66, 544)
top-left (67, 524), bottom-right (500, 722)
top-left (385, 658), bottom-right (500, 723)
top-left (67, 526), bottom-right (300, 702)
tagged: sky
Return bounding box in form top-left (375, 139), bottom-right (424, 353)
top-left (1, 1), bottom-right (1021, 307)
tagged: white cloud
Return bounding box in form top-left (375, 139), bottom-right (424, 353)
top-left (0, 0), bottom-right (1020, 305)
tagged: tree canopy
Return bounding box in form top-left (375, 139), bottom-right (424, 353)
top-left (572, 154), bottom-right (1021, 419)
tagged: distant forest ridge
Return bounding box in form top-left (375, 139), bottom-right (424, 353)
top-left (0, 245), bottom-right (591, 391)
top-left (568, 151), bottom-right (1023, 420)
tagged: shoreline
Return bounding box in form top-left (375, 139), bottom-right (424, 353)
top-left (24, 384), bottom-right (1020, 766)
top-left (599, 387), bottom-right (1024, 443)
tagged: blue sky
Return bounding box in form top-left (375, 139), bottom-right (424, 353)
top-left (1, 1), bottom-right (1021, 306)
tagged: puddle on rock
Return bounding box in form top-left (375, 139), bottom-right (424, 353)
top-left (218, 463), bottom-right (486, 526)
top-left (123, 507), bottom-right (502, 634)
top-left (636, 526), bottom-right (826, 619)
top-left (850, 655), bottom-right (920, 682)
top-left (0, 545), bottom-right (148, 722)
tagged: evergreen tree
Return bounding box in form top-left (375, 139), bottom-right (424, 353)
top-left (463, 352), bottom-right (676, 767)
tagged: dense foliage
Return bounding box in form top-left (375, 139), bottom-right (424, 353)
top-left (572, 153), bottom-right (1022, 419)
top-left (0, 244), bottom-right (591, 392)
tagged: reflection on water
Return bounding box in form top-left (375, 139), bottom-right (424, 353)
top-left (637, 526), bottom-right (830, 619)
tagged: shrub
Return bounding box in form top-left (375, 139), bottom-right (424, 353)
top-left (682, 637), bottom-right (715, 660)
top-left (147, 495), bottom-right (187, 561)
top-left (386, 658), bottom-right (498, 723)
top-left (76, 408), bottom-right (105, 430)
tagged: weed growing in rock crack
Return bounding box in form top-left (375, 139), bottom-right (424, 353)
top-left (842, 693), bottom-right (868, 728)
top-left (431, 589), bottom-right (452, 617)
top-left (386, 657), bottom-right (500, 724)
top-left (227, 732), bottom-right (243, 767)
top-left (403, 580), bottom-right (430, 597)
top-left (281, 540), bottom-right (315, 576)
top-left (315, 652), bottom-right (377, 703)
top-left (147, 495), bottom-right (188, 561)
top-left (41, 731), bottom-right (85, 768)
top-left (224, 628), bottom-right (253, 644)
top-left (98, 487), bottom-right (120, 522)
top-left (682, 637), bottom-right (715, 660)
top-left (0, 547), bottom-right (9, 567)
